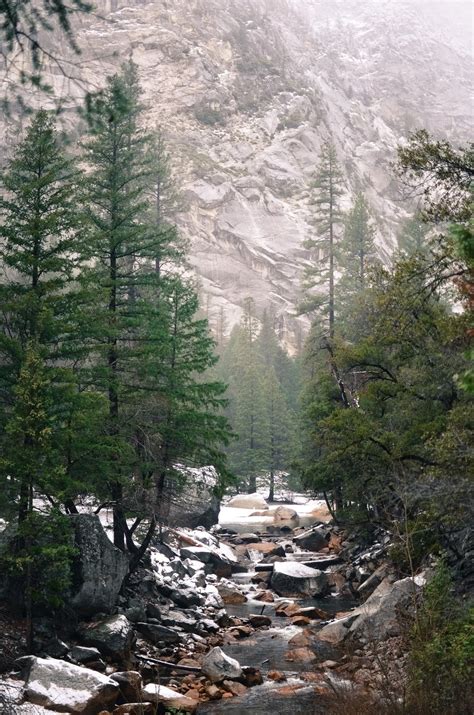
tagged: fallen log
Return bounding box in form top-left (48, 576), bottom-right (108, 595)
top-left (135, 654), bottom-right (201, 672)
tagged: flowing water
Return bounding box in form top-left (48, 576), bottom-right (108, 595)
top-left (197, 503), bottom-right (357, 714)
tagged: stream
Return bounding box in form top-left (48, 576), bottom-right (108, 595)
top-left (196, 500), bottom-right (357, 714)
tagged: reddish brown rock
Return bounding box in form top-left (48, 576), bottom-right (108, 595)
top-left (241, 667), bottom-right (263, 686)
top-left (267, 670), bottom-right (287, 682)
top-left (290, 615), bottom-right (311, 626)
top-left (288, 631), bottom-right (311, 647)
top-left (285, 647), bottom-right (317, 663)
top-left (223, 680), bottom-right (247, 696)
top-left (254, 590), bottom-right (274, 602)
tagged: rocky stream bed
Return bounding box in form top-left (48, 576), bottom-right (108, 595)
top-left (0, 493), bottom-right (421, 714)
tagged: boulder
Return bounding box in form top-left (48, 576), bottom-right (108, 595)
top-left (142, 684), bottom-right (197, 713)
top-left (166, 466), bottom-right (220, 529)
top-left (246, 542), bottom-right (286, 557)
top-left (217, 581), bottom-right (247, 605)
top-left (78, 615), bottom-right (134, 662)
top-left (202, 647), bottom-right (242, 683)
top-left (68, 646), bottom-right (103, 665)
top-left (349, 577), bottom-right (420, 641)
top-left (270, 562), bottom-right (328, 597)
top-left (69, 514), bottom-right (129, 617)
top-left (226, 493), bottom-right (268, 510)
top-left (23, 656), bottom-right (119, 713)
top-left (285, 647), bottom-right (317, 663)
top-left (135, 622), bottom-right (180, 644)
top-left (178, 546), bottom-right (233, 578)
top-left (273, 506), bottom-right (300, 526)
top-left (110, 671), bottom-right (142, 703)
top-left (249, 614), bottom-right (272, 628)
top-left (293, 527), bottom-right (328, 552)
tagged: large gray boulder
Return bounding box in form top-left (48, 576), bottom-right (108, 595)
top-left (293, 527), bottom-right (328, 552)
top-left (202, 647), bottom-right (242, 683)
top-left (166, 466), bottom-right (220, 529)
top-left (78, 614), bottom-right (134, 662)
top-left (69, 514), bottom-right (129, 617)
top-left (348, 577), bottom-right (420, 642)
top-left (23, 656), bottom-right (119, 713)
top-left (271, 561), bottom-right (328, 597)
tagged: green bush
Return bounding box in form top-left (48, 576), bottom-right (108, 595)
top-left (407, 561), bottom-right (474, 714)
top-left (0, 510), bottom-right (76, 611)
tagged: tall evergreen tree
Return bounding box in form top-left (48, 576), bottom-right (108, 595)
top-left (303, 141), bottom-right (344, 338)
top-left (0, 110), bottom-right (90, 518)
top-left (81, 61), bottom-right (159, 549)
top-left (338, 193), bottom-right (378, 332)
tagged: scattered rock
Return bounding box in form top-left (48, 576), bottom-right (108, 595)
top-left (293, 606), bottom-right (329, 620)
top-left (68, 645), bottom-right (103, 665)
top-left (135, 622), bottom-right (180, 644)
top-left (349, 577), bottom-right (420, 642)
top-left (205, 684), bottom-right (222, 700)
top-left (23, 656), bottom-right (119, 713)
top-left (285, 647), bottom-right (317, 663)
top-left (253, 590), bottom-right (274, 602)
top-left (293, 527), bottom-right (328, 552)
top-left (113, 703), bottom-right (154, 715)
top-left (142, 684), bottom-right (197, 713)
top-left (267, 670), bottom-right (287, 682)
top-left (202, 647), bottom-right (242, 683)
top-left (79, 614), bottom-right (135, 662)
top-left (240, 666), bottom-right (263, 687)
top-left (249, 614), bottom-right (272, 628)
top-left (271, 562), bottom-right (328, 597)
top-left (110, 671), bottom-right (142, 703)
top-left (290, 615), bottom-right (311, 626)
top-left (217, 582), bottom-right (247, 605)
top-left (273, 506), bottom-right (299, 526)
top-left (223, 679), bottom-right (247, 696)
top-left (246, 542), bottom-right (286, 557)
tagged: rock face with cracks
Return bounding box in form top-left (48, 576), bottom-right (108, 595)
top-left (69, 514), bottom-right (129, 617)
top-left (5, 0), bottom-right (470, 347)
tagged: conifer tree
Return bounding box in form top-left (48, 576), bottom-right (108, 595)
top-left (81, 61), bottom-right (159, 549)
top-left (0, 110), bottom-right (90, 518)
top-left (338, 193), bottom-right (378, 330)
top-left (303, 141), bottom-right (344, 338)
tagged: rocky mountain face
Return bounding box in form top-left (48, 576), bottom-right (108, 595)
top-left (4, 0), bottom-right (472, 343)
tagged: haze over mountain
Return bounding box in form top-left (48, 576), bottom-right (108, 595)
top-left (3, 0), bottom-right (472, 341)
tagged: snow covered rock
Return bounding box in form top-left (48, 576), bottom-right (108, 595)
top-left (23, 657), bottom-right (119, 713)
top-left (142, 684), bottom-right (197, 712)
top-left (78, 614), bottom-right (134, 662)
top-left (202, 647), bottom-right (243, 683)
top-left (271, 561), bottom-right (328, 597)
top-left (226, 493), bottom-right (268, 510)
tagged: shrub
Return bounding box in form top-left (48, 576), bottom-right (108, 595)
top-left (406, 561), bottom-right (474, 714)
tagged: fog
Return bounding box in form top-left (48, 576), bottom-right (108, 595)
top-left (296, 0), bottom-right (473, 54)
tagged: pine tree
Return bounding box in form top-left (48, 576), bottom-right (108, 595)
top-left (303, 141), bottom-right (344, 338)
top-left (81, 61), bottom-right (159, 549)
top-left (338, 192), bottom-right (378, 329)
top-left (262, 367), bottom-right (294, 501)
top-left (398, 212), bottom-right (430, 256)
top-left (0, 110), bottom-right (91, 518)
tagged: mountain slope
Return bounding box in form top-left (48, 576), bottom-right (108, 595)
top-left (3, 0), bottom-right (472, 342)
